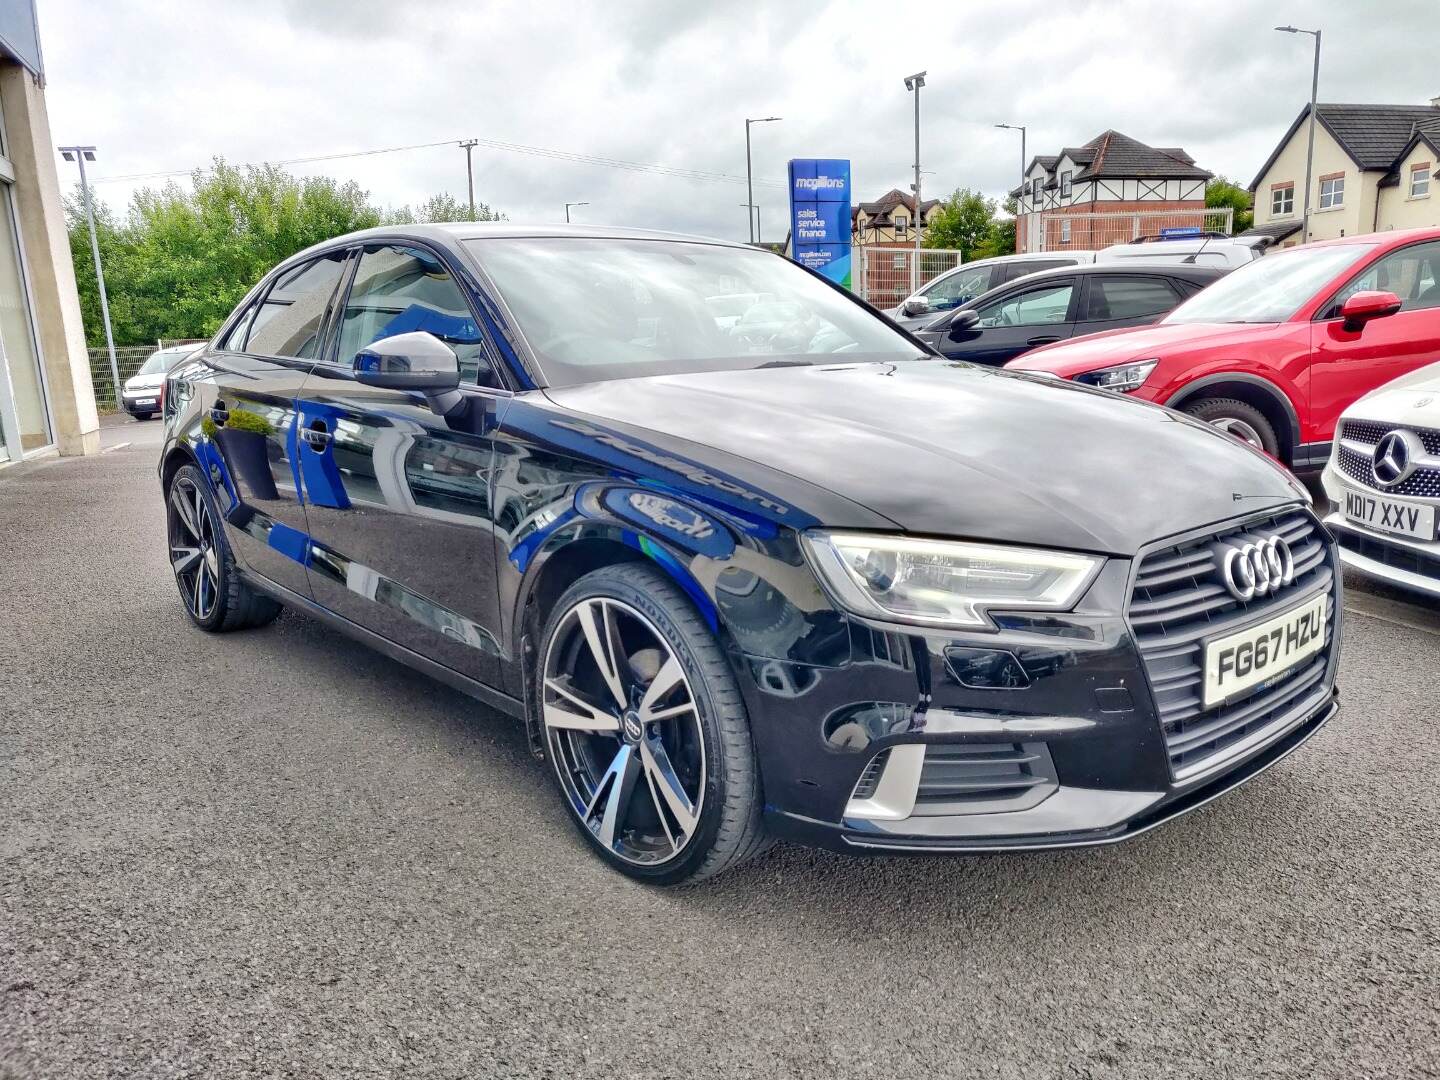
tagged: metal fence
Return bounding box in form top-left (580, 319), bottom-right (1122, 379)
top-left (856, 247), bottom-right (964, 308)
top-left (88, 341), bottom-right (207, 410)
top-left (1030, 208), bottom-right (1234, 253)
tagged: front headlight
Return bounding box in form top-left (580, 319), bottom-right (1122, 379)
top-left (801, 532), bottom-right (1103, 630)
top-left (1073, 358), bottom-right (1158, 393)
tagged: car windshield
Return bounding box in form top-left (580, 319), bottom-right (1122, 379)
top-left (136, 347), bottom-right (196, 375)
top-left (464, 237), bottom-right (923, 385)
top-left (1163, 243), bottom-right (1376, 324)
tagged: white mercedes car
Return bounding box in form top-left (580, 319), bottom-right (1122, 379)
top-left (1322, 363), bottom-right (1440, 599)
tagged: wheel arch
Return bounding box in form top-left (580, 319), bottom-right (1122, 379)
top-left (1164, 372), bottom-right (1302, 465)
top-left (160, 441), bottom-right (201, 492)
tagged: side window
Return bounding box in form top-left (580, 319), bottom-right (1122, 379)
top-left (1325, 240), bottom-right (1440, 317)
top-left (1004, 259), bottom-right (1072, 282)
top-left (974, 282), bottom-right (1074, 328)
top-left (244, 252), bottom-right (347, 359)
top-left (1084, 276), bottom-right (1181, 321)
top-left (220, 303), bottom-right (256, 352)
top-left (926, 265), bottom-right (992, 308)
top-left (337, 245), bottom-right (494, 386)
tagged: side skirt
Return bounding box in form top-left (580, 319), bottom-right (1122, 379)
top-left (242, 571), bottom-right (527, 722)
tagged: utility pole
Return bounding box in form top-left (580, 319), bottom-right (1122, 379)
top-left (564, 201), bottom-right (589, 223)
top-left (904, 73), bottom-right (927, 294)
top-left (744, 117), bottom-right (781, 245)
top-left (458, 139), bottom-right (479, 220)
top-left (59, 146), bottom-right (118, 400)
top-left (1276, 25), bottom-right (1322, 243)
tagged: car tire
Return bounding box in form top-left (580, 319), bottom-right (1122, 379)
top-left (132, 411), bottom-right (153, 421)
top-left (537, 562), bottom-right (770, 885)
top-left (165, 463), bottom-right (282, 633)
top-left (1181, 397), bottom-right (1279, 457)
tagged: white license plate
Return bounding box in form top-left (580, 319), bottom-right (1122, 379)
top-left (133, 398), bottom-right (156, 407)
top-left (1202, 593), bottom-right (1328, 708)
top-left (1343, 486), bottom-right (1435, 541)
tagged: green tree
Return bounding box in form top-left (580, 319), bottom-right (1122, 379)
top-left (64, 159), bottom-right (504, 347)
top-left (384, 191), bottom-right (504, 224)
top-left (923, 188), bottom-right (998, 259)
top-left (971, 196), bottom-right (1019, 260)
top-left (1206, 175), bottom-right (1253, 234)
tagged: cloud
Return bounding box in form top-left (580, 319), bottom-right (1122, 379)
top-left (38, 0), bottom-right (1440, 244)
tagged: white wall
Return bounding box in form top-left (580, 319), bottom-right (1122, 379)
top-left (1376, 141), bottom-right (1440, 231)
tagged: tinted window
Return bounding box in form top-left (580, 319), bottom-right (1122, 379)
top-left (1325, 240), bottom-right (1440, 316)
top-left (245, 252), bottom-right (347, 359)
top-left (221, 304), bottom-right (256, 352)
top-left (464, 238), bottom-right (921, 386)
top-left (1084, 276), bottom-right (1180, 321)
top-left (337, 245), bottom-right (493, 386)
top-left (1004, 259), bottom-right (1072, 282)
top-left (974, 282), bottom-right (1074, 328)
top-left (925, 265), bottom-right (993, 308)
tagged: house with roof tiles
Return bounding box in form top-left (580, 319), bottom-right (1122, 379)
top-left (1247, 98), bottom-right (1440, 247)
top-left (850, 189), bottom-right (942, 247)
top-left (1012, 130), bottom-right (1213, 253)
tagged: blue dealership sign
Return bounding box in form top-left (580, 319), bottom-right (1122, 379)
top-left (788, 158), bottom-right (852, 289)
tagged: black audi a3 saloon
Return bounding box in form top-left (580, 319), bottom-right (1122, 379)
top-left (159, 224), bottom-right (1341, 883)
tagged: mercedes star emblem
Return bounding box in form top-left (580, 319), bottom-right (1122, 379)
top-left (1371, 430), bottom-right (1421, 488)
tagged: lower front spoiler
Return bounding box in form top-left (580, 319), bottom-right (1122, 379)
top-left (764, 690), bottom-right (1339, 855)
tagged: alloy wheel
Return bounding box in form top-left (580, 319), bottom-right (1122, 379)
top-left (1209, 416), bottom-right (1265, 449)
top-left (168, 475), bottom-right (221, 621)
top-left (542, 596), bottom-right (706, 866)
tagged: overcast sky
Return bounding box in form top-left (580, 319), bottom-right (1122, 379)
top-left (38, 0), bottom-right (1440, 243)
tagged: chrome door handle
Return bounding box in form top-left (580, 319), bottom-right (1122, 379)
top-left (301, 420), bottom-right (331, 450)
top-left (209, 405), bottom-right (229, 426)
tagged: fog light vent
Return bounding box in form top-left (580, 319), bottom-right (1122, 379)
top-left (851, 751), bottom-right (889, 800)
top-left (911, 742), bottom-right (1057, 816)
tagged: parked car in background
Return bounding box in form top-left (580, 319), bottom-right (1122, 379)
top-left (884, 251), bottom-right (1096, 328)
top-left (121, 343), bottom-right (204, 419)
top-left (1006, 228), bottom-right (1440, 471)
top-left (912, 263), bottom-right (1222, 367)
top-left (158, 223), bottom-right (1337, 884)
top-left (1322, 361), bottom-right (1440, 600)
top-left (1094, 233), bottom-right (1269, 271)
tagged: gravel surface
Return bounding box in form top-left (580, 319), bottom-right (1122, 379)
top-left (2, 417), bottom-right (1438, 1079)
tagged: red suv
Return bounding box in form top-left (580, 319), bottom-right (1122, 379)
top-left (1006, 228), bottom-right (1440, 471)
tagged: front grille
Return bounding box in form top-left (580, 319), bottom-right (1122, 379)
top-left (910, 742), bottom-right (1057, 816)
top-left (1337, 420), bottom-right (1440, 498)
top-left (1335, 523), bottom-right (1440, 577)
top-left (1129, 508), bottom-right (1337, 779)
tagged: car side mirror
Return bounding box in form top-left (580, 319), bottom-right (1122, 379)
top-left (902, 296), bottom-right (931, 317)
top-left (1340, 290), bottom-right (1402, 333)
top-left (948, 309), bottom-right (981, 336)
top-left (353, 331), bottom-right (463, 415)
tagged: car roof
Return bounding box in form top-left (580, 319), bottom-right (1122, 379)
top-left (1298, 225), bottom-right (1440, 250)
top-left (998, 262), bottom-right (1223, 284)
top-left (293, 221), bottom-right (747, 258)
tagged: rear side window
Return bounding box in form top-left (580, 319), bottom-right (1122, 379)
top-left (1084, 276), bottom-right (1181, 321)
top-left (1004, 259), bottom-right (1072, 281)
top-left (244, 251), bottom-right (348, 359)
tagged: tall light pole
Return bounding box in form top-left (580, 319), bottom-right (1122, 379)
top-left (744, 116), bottom-right (781, 245)
top-left (1275, 25), bottom-right (1321, 243)
top-left (904, 72), bottom-right (926, 293)
top-left (995, 123), bottom-right (1026, 252)
top-left (564, 201), bottom-right (589, 223)
top-left (59, 145), bottom-right (118, 400)
top-left (458, 139), bottom-right (479, 220)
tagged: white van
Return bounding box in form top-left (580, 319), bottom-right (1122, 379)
top-left (1094, 233), bottom-right (1268, 271)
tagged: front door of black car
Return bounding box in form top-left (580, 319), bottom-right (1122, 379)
top-left (939, 277), bottom-right (1079, 365)
top-left (204, 250), bottom-right (348, 600)
top-left (294, 243), bottom-right (508, 686)
top-left (1077, 274), bottom-right (1186, 335)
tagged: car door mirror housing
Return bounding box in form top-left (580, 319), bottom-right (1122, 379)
top-left (353, 331), bottom-right (464, 415)
top-left (948, 309), bottom-right (981, 336)
top-left (1340, 290), bottom-right (1402, 332)
top-left (902, 296), bottom-right (930, 317)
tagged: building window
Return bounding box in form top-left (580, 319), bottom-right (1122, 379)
top-left (1319, 175), bottom-right (1345, 209)
top-left (1411, 164), bottom-right (1431, 198)
top-left (894, 215), bottom-right (907, 239)
top-left (1060, 171), bottom-right (1072, 198)
top-left (1060, 219), bottom-right (1072, 244)
top-left (1271, 183), bottom-right (1295, 216)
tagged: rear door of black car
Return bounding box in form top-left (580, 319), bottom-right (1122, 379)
top-left (292, 240), bottom-right (510, 688)
top-left (1075, 273), bottom-right (1186, 335)
top-left (202, 250), bottom-right (349, 600)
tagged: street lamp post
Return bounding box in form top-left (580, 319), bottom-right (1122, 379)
top-left (739, 203), bottom-right (762, 244)
top-left (904, 72), bottom-right (926, 295)
top-left (564, 201), bottom-right (589, 223)
top-left (995, 123), bottom-right (1026, 252)
top-left (458, 139), bottom-right (479, 220)
top-left (58, 145), bottom-right (118, 400)
top-left (1275, 25), bottom-right (1321, 243)
top-left (744, 116), bottom-right (781, 245)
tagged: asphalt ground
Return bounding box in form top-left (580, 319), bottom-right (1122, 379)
top-left (2, 415), bottom-right (1437, 1079)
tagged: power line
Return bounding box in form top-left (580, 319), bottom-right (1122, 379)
top-left (88, 135), bottom-right (787, 189)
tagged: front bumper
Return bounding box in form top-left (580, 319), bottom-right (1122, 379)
top-left (1321, 462), bottom-right (1440, 600)
top-left (739, 507), bottom-right (1340, 856)
top-left (121, 393), bottom-right (161, 415)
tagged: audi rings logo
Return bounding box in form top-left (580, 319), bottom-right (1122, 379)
top-left (1217, 534), bottom-right (1295, 601)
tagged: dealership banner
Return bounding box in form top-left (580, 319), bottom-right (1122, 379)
top-left (788, 159), bottom-right (852, 289)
